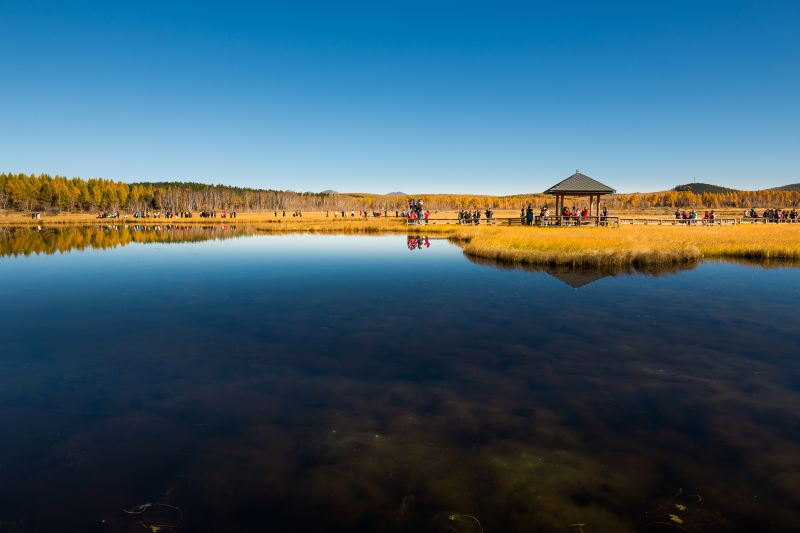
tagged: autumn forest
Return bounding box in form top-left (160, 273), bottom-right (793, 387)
top-left (2, 172), bottom-right (799, 213)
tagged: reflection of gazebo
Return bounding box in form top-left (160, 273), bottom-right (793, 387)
top-left (544, 267), bottom-right (611, 289)
top-left (544, 171), bottom-right (615, 217)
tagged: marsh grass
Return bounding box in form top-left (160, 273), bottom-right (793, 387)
top-left (458, 227), bottom-right (700, 268)
top-left (3, 211), bottom-right (800, 267)
top-left (456, 225), bottom-right (800, 268)
top-left (254, 221), bottom-right (800, 268)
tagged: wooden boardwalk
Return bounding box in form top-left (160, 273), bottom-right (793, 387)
top-left (407, 216), bottom-right (621, 227)
top-left (406, 216), bottom-right (800, 227)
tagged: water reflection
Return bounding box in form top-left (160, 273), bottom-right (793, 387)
top-left (0, 225), bottom-right (257, 257)
top-left (464, 255), bottom-right (702, 288)
top-left (0, 229), bottom-right (799, 532)
top-left (407, 235), bottom-right (431, 250)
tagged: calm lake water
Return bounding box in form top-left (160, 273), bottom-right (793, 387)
top-left (1, 226), bottom-right (799, 532)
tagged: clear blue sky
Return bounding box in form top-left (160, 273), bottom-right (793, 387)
top-left (1, 1), bottom-right (798, 194)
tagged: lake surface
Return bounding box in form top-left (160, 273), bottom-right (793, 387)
top-left (1, 226), bottom-right (799, 532)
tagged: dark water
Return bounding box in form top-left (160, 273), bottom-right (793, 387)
top-left (1, 226), bottom-right (799, 532)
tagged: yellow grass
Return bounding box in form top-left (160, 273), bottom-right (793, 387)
top-left (456, 225), bottom-right (800, 268)
top-left (2, 211), bottom-right (799, 267)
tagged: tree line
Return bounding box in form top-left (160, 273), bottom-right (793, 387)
top-left (2, 172), bottom-right (798, 213)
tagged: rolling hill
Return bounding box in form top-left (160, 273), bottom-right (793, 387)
top-left (769, 183), bottom-right (800, 192)
top-left (673, 183), bottom-right (739, 194)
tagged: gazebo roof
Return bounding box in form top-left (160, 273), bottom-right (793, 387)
top-left (544, 172), bottom-right (616, 195)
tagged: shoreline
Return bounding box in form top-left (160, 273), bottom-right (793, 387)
top-left (2, 217), bottom-right (800, 268)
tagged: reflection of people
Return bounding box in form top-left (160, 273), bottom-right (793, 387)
top-left (406, 236), bottom-right (431, 250)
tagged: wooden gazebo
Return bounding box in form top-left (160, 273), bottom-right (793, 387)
top-left (544, 171), bottom-right (615, 217)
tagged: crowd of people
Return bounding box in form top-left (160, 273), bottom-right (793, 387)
top-left (745, 208), bottom-right (799, 220)
top-left (674, 209), bottom-right (702, 221)
top-left (457, 208), bottom-right (493, 224)
top-left (95, 210), bottom-right (239, 219)
top-left (674, 209), bottom-right (730, 223)
top-left (327, 210), bottom-right (391, 218)
top-left (519, 205), bottom-right (608, 226)
top-left (403, 198), bottom-right (431, 224)
top-left (675, 208), bottom-right (800, 223)
top-left (199, 210), bottom-right (237, 219)
top-left (33, 205), bottom-right (800, 227)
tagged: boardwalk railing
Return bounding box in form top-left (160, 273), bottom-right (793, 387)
top-left (405, 215), bottom-right (800, 227)
top-left (618, 217), bottom-right (740, 226)
top-left (405, 216), bottom-right (620, 227)
top-left (532, 216), bottom-right (619, 227)
top-left (741, 217), bottom-right (800, 224)
top-left (405, 218), bottom-right (507, 226)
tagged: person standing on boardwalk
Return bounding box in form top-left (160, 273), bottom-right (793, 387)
top-left (526, 206), bottom-right (534, 226)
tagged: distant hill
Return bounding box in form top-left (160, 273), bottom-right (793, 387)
top-left (769, 183), bottom-right (800, 192)
top-left (673, 183), bottom-right (739, 194)
top-left (321, 189), bottom-right (338, 194)
top-left (386, 191), bottom-right (407, 196)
